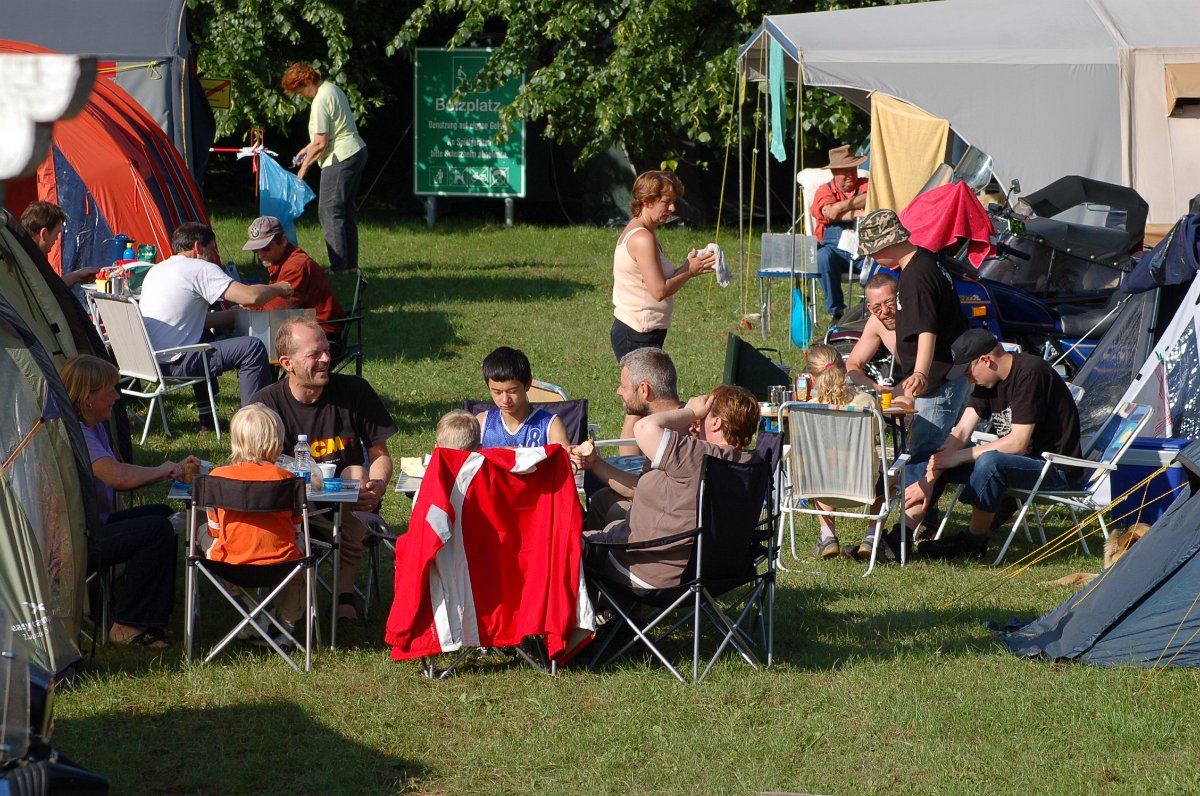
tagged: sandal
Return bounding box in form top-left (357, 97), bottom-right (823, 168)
top-left (110, 627), bottom-right (169, 649)
top-left (337, 593), bottom-right (365, 626)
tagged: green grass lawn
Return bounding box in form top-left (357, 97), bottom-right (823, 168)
top-left (55, 217), bottom-right (1200, 795)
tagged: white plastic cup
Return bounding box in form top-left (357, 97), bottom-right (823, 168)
top-left (317, 463), bottom-right (337, 480)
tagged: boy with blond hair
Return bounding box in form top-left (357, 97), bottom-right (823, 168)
top-left (437, 409), bottom-right (482, 451)
top-left (206, 403), bottom-right (305, 637)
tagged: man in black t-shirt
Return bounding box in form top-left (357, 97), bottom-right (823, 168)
top-left (906, 329), bottom-right (1081, 560)
top-left (858, 210), bottom-right (970, 497)
top-left (251, 317), bottom-right (397, 620)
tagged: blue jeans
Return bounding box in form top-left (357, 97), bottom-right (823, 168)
top-left (905, 375), bottom-right (970, 484)
top-left (934, 451), bottom-right (1070, 513)
top-left (163, 335), bottom-right (271, 421)
top-left (320, 147), bottom-right (368, 271)
top-left (817, 225), bottom-right (852, 316)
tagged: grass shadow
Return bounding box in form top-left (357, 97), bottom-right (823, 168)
top-left (384, 270), bottom-right (591, 305)
top-left (56, 700), bottom-right (425, 795)
top-left (770, 577), bottom-right (1030, 670)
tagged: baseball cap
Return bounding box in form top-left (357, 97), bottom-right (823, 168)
top-left (243, 216), bottom-right (284, 251)
top-left (946, 328), bottom-right (1001, 380)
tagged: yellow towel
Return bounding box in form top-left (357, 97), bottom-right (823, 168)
top-left (866, 93), bottom-right (950, 214)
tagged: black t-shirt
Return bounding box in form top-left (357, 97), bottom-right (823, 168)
top-left (968, 353), bottom-right (1081, 458)
top-left (250, 374), bottom-right (398, 475)
top-left (894, 247), bottom-right (968, 389)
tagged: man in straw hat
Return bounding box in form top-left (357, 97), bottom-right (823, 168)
top-left (810, 144), bottom-right (869, 321)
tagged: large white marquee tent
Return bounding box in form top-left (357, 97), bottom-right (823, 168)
top-left (740, 0), bottom-right (1200, 225)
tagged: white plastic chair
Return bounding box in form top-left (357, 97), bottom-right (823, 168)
top-left (934, 402), bottom-right (1152, 566)
top-left (780, 402), bottom-right (908, 576)
top-left (90, 293), bottom-right (220, 444)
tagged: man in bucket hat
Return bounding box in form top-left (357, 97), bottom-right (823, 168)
top-left (810, 144), bottom-right (869, 321)
top-left (858, 208), bottom-right (970, 524)
top-left (905, 328), bottom-right (1080, 560)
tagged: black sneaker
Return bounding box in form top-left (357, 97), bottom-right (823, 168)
top-left (989, 496), bottom-right (1021, 531)
top-left (918, 531), bottom-right (989, 560)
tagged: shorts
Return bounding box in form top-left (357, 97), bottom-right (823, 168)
top-left (611, 317), bottom-right (667, 362)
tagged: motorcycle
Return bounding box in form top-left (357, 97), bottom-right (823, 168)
top-left (825, 176), bottom-right (1148, 383)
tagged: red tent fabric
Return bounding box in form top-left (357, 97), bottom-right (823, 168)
top-left (1, 39), bottom-right (207, 276)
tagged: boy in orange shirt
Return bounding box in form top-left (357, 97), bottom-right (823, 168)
top-left (206, 403), bottom-right (304, 634)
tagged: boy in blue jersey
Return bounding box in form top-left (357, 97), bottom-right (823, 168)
top-left (475, 346), bottom-right (571, 450)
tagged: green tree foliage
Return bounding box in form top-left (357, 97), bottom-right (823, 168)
top-left (388, 0), bottom-right (924, 167)
top-left (188, 0), bottom-right (919, 160)
top-left (388, 0), bottom-right (789, 167)
top-left (187, 0), bottom-right (410, 138)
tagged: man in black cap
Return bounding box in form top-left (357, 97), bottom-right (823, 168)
top-left (906, 328), bottom-right (1081, 560)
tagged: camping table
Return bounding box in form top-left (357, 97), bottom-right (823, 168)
top-left (308, 482), bottom-right (361, 650)
top-left (881, 403), bottom-right (918, 459)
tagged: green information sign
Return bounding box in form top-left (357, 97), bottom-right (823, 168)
top-left (414, 48), bottom-right (525, 198)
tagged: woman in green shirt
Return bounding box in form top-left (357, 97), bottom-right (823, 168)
top-left (282, 62), bottom-right (368, 273)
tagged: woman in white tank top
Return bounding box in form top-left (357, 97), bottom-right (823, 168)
top-left (611, 170), bottom-right (715, 451)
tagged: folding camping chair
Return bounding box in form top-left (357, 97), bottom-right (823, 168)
top-left (529, 379), bottom-right (569, 401)
top-left (90, 293), bottom-right (220, 444)
top-left (584, 453), bottom-right (776, 683)
top-left (388, 447), bottom-right (593, 678)
top-left (359, 510), bottom-right (397, 622)
top-left (325, 268), bottom-right (366, 377)
top-left (184, 475), bottom-right (318, 672)
top-left (722, 333), bottom-right (791, 401)
top-left (779, 402), bottom-right (909, 577)
top-left (933, 402), bottom-right (1152, 566)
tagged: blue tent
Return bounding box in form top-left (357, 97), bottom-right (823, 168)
top-left (1122, 213), bottom-right (1200, 293)
top-left (995, 443), bottom-right (1200, 667)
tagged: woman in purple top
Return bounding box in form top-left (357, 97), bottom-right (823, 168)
top-left (61, 356), bottom-right (200, 649)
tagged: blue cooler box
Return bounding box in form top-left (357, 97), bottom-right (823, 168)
top-left (1110, 437), bottom-right (1190, 526)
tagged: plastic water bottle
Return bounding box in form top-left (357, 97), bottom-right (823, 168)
top-left (121, 241), bottom-right (136, 261)
top-left (294, 435), bottom-right (312, 485)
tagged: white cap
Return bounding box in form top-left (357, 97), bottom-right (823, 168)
top-left (297, 434), bottom-right (309, 442)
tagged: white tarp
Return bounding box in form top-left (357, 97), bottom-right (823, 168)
top-left (740, 0), bottom-right (1200, 225)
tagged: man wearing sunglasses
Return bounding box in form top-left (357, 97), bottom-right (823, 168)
top-left (845, 271), bottom-right (899, 395)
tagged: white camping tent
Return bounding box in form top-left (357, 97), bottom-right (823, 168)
top-left (739, 0), bottom-right (1200, 225)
